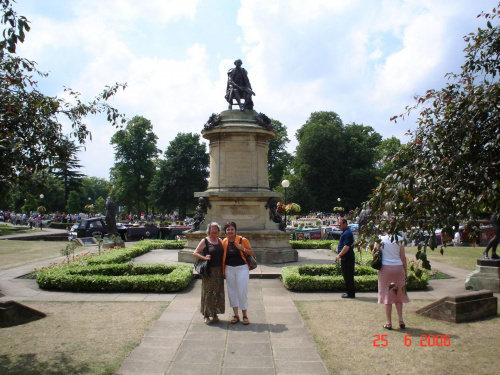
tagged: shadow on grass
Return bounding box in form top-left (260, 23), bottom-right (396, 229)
top-left (0, 352), bottom-right (91, 375)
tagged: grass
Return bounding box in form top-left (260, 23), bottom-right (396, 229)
top-left (0, 301), bottom-right (168, 375)
top-left (296, 299), bottom-right (500, 375)
top-left (0, 240), bottom-right (69, 270)
top-left (0, 224), bottom-right (33, 236)
top-left (405, 245), bottom-right (484, 271)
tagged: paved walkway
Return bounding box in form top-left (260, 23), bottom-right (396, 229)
top-left (0, 239), bottom-right (484, 375)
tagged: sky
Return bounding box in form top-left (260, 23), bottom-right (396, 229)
top-left (11, 0), bottom-right (499, 179)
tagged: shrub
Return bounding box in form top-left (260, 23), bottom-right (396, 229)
top-left (36, 239), bottom-right (193, 292)
top-left (281, 264), bottom-right (429, 291)
top-left (49, 222), bottom-right (74, 229)
top-left (36, 263), bottom-right (193, 293)
top-left (290, 240), bottom-right (338, 249)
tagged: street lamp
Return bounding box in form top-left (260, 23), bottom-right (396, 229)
top-left (281, 179), bottom-right (290, 227)
top-left (39, 194), bottom-right (44, 230)
top-left (88, 197), bottom-right (92, 217)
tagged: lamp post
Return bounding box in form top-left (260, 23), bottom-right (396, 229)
top-left (88, 197), bottom-right (92, 217)
top-left (39, 194), bottom-right (44, 230)
top-left (281, 179), bottom-right (290, 227)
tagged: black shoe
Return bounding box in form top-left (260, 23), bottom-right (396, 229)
top-left (341, 293), bottom-right (355, 299)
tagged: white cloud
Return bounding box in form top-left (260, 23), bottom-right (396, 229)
top-left (11, 0), bottom-right (499, 178)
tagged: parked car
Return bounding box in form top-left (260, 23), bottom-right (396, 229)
top-left (69, 218), bottom-right (108, 239)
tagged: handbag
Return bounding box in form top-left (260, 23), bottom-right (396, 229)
top-left (371, 248), bottom-right (382, 271)
top-left (239, 237), bottom-right (257, 270)
top-left (194, 239), bottom-right (211, 276)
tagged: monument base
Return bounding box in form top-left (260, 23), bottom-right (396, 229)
top-left (416, 290), bottom-right (497, 323)
top-left (178, 230), bottom-right (297, 264)
top-left (465, 259), bottom-right (500, 293)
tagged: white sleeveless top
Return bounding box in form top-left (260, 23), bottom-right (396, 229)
top-left (380, 235), bottom-right (403, 266)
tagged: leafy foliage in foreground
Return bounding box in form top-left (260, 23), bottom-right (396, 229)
top-left (281, 264), bottom-right (428, 291)
top-left (358, 5), bottom-right (500, 259)
top-left (36, 240), bottom-right (192, 292)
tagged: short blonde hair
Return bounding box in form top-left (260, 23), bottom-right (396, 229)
top-left (206, 222), bottom-right (221, 235)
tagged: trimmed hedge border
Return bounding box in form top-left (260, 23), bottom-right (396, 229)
top-left (281, 264), bottom-right (429, 292)
top-left (36, 240), bottom-right (192, 293)
top-left (290, 240), bottom-right (338, 249)
top-left (36, 263), bottom-right (192, 293)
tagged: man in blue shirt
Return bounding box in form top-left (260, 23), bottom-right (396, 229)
top-left (336, 218), bottom-right (355, 298)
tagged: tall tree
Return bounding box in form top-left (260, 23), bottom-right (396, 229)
top-left (52, 137), bottom-right (84, 203)
top-left (359, 4), bottom-right (500, 257)
top-left (66, 190), bottom-right (81, 214)
top-left (110, 116), bottom-right (160, 214)
top-left (375, 136), bottom-right (405, 179)
top-left (292, 111), bottom-right (382, 213)
top-left (0, 0), bottom-right (126, 197)
top-left (80, 176), bottom-right (111, 205)
top-left (150, 133), bottom-right (209, 219)
top-left (268, 119), bottom-right (293, 190)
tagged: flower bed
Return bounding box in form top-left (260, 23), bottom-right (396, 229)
top-left (281, 264), bottom-right (429, 292)
top-left (36, 239), bottom-right (192, 293)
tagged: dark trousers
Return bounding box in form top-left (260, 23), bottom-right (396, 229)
top-left (340, 257), bottom-right (355, 297)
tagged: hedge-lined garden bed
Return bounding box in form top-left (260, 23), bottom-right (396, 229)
top-left (290, 240), bottom-right (338, 249)
top-left (36, 240), bottom-right (192, 293)
top-left (281, 264), bottom-right (429, 292)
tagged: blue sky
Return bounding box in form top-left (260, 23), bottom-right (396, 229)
top-left (12, 0), bottom-right (498, 179)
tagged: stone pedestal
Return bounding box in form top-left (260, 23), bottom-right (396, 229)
top-left (465, 259), bottom-right (500, 293)
top-left (416, 290), bottom-right (497, 323)
top-left (178, 110), bottom-right (297, 264)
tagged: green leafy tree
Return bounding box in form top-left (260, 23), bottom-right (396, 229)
top-left (292, 111), bottom-right (382, 213)
top-left (150, 133), bottom-right (209, 219)
top-left (66, 190), bottom-right (81, 214)
top-left (268, 119), bottom-right (293, 190)
top-left (22, 193), bottom-right (37, 213)
top-left (95, 196), bottom-right (106, 213)
top-left (80, 177), bottom-right (111, 206)
top-left (110, 116), bottom-right (160, 214)
top-left (359, 4), bottom-right (500, 258)
top-left (0, 0), bottom-right (126, 196)
top-left (52, 137), bottom-right (84, 203)
top-left (375, 136), bottom-right (406, 179)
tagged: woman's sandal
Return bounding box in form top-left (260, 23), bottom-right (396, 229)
top-left (399, 321), bottom-right (406, 329)
top-left (242, 316), bottom-right (250, 325)
top-left (230, 315), bottom-right (240, 324)
top-left (204, 317), bottom-right (212, 325)
top-left (212, 315), bottom-right (220, 323)
top-left (383, 323), bottom-right (392, 330)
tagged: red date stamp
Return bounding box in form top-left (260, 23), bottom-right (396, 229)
top-left (373, 334), bottom-right (451, 347)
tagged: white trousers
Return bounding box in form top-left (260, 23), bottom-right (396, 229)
top-left (225, 264), bottom-right (249, 310)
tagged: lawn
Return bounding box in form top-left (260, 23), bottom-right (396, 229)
top-left (0, 301), bottom-right (168, 375)
top-left (405, 245), bottom-right (485, 271)
top-left (0, 240), bottom-right (69, 270)
top-left (296, 298), bottom-right (500, 375)
top-left (0, 224), bottom-right (33, 236)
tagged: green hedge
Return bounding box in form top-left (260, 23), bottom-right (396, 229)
top-left (36, 263), bottom-right (193, 293)
top-left (290, 240), bottom-right (338, 249)
top-left (48, 222), bottom-right (75, 229)
top-left (36, 239), bottom-right (192, 292)
top-left (281, 264), bottom-right (429, 292)
top-left (87, 240), bottom-right (185, 265)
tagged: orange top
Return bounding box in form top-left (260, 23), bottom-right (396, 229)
top-left (221, 235), bottom-right (252, 275)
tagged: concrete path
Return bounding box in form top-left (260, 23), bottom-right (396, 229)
top-left (0, 244), bottom-right (484, 375)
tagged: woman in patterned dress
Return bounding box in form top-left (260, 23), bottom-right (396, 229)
top-left (193, 222), bottom-right (225, 325)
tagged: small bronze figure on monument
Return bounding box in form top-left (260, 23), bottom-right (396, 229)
top-left (225, 59), bottom-right (255, 111)
top-left (483, 213), bottom-right (499, 259)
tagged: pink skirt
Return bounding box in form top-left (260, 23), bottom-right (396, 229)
top-left (378, 265), bottom-right (410, 305)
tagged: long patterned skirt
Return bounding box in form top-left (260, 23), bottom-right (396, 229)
top-left (200, 266), bottom-right (225, 317)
